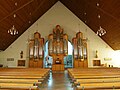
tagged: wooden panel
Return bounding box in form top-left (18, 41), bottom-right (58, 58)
top-left (29, 60), bottom-right (34, 67)
top-left (37, 60), bottom-right (43, 68)
top-left (74, 60), bottom-right (88, 68)
top-left (17, 60), bottom-right (25, 67)
top-left (84, 60), bottom-right (88, 67)
top-left (52, 64), bottom-right (64, 71)
top-left (29, 60), bottom-right (43, 68)
top-left (79, 61), bottom-right (84, 67)
top-left (93, 60), bottom-right (101, 66)
top-left (74, 60), bottom-right (79, 68)
top-left (33, 61), bottom-right (38, 67)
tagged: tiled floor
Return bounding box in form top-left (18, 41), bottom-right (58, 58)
top-left (42, 70), bottom-right (73, 90)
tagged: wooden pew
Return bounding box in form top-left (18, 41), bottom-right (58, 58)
top-left (67, 68), bottom-right (120, 90)
top-left (74, 78), bottom-right (120, 87)
top-left (76, 82), bottom-right (120, 90)
top-left (0, 68), bottom-right (50, 89)
top-left (0, 83), bottom-right (38, 90)
top-left (0, 68), bottom-right (50, 79)
top-left (0, 75), bottom-right (46, 85)
top-left (0, 79), bottom-right (41, 84)
top-left (68, 68), bottom-right (120, 80)
top-left (75, 78), bottom-right (120, 83)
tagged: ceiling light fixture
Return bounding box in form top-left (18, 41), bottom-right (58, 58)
top-left (15, 2), bottom-right (17, 6)
top-left (96, 25), bottom-right (106, 36)
top-left (8, 14), bottom-right (18, 35)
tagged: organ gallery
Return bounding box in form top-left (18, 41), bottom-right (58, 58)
top-left (29, 32), bottom-right (44, 68)
top-left (48, 25), bottom-right (68, 71)
top-left (28, 25), bottom-right (88, 69)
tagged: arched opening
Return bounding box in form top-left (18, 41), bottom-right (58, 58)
top-left (44, 40), bottom-right (73, 68)
top-left (64, 41), bottom-right (73, 68)
top-left (44, 41), bottom-right (53, 68)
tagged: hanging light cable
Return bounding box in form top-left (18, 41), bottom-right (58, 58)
top-left (96, 2), bottom-right (106, 36)
top-left (8, 2), bottom-right (18, 35)
top-left (8, 14), bottom-right (18, 35)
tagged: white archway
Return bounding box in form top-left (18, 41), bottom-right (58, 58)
top-left (64, 41), bottom-right (73, 68)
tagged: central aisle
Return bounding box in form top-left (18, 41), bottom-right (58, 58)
top-left (42, 70), bottom-right (73, 90)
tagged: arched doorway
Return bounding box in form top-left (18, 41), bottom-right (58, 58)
top-left (44, 41), bottom-right (73, 68)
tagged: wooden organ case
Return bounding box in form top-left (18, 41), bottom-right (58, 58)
top-left (72, 32), bottom-right (88, 68)
top-left (48, 25), bottom-right (68, 71)
top-left (29, 32), bottom-right (44, 68)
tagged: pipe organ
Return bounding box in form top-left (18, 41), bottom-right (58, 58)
top-left (29, 32), bottom-right (44, 68)
top-left (48, 25), bottom-right (68, 71)
top-left (72, 32), bottom-right (88, 68)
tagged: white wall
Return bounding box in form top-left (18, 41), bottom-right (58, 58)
top-left (0, 1), bottom-right (119, 67)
